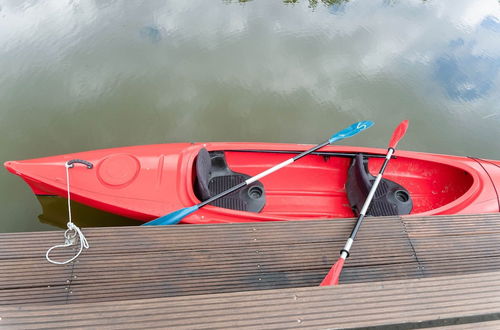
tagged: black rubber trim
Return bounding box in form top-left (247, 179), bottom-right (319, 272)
top-left (227, 149), bottom-right (394, 159)
top-left (67, 159), bottom-right (93, 169)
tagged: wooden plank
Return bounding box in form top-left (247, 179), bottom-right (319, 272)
top-left (435, 320), bottom-right (500, 329)
top-left (2, 271), bottom-right (500, 329)
top-left (0, 287), bottom-right (69, 305)
top-left (0, 217), bottom-right (407, 259)
top-left (0, 215), bottom-right (417, 306)
top-left (2, 213), bottom-right (500, 307)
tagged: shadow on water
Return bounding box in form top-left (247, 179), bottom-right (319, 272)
top-left (36, 196), bottom-right (141, 229)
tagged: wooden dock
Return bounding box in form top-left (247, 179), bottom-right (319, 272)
top-left (2, 213), bottom-right (500, 328)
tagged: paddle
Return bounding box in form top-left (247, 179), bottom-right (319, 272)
top-left (143, 121), bottom-right (374, 226)
top-left (320, 120), bottom-right (409, 286)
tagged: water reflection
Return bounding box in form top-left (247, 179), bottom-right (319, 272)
top-left (1, 0), bottom-right (500, 231)
top-left (435, 16), bottom-right (500, 101)
top-left (140, 25), bottom-right (164, 44)
top-left (223, 0), bottom-right (350, 8)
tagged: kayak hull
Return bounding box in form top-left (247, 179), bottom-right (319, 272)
top-left (5, 142), bottom-right (500, 225)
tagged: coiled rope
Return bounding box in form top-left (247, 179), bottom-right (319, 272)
top-left (46, 161), bottom-right (90, 265)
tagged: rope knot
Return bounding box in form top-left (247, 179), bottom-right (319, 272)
top-left (46, 222), bottom-right (89, 265)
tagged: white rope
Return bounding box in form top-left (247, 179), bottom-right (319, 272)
top-left (46, 162), bottom-right (90, 265)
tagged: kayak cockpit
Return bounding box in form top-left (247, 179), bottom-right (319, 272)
top-left (192, 148), bottom-right (475, 218)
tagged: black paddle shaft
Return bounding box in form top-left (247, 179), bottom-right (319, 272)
top-left (341, 147), bottom-right (395, 258)
top-left (292, 140), bottom-right (330, 161)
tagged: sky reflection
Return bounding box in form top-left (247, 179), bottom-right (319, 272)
top-left (0, 0), bottom-right (500, 231)
top-left (434, 16), bottom-right (500, 101)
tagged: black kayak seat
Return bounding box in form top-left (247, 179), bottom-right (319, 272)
top-left (346, 153), bottom-right (413, 217)
top-left (194, 148), bottom-right (266, 213)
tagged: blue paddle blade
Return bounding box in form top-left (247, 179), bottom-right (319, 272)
top-left (142, 205), bottom-right (199, 226)
top-left (328, 121), bottom-right (374, 143)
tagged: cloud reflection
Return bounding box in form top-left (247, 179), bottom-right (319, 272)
top-left (1, 0), bottom-right (500, 233)
top-left (434, 15), bottom-right (500, 101)
top-left (0, 0), bottom-right (499, 147)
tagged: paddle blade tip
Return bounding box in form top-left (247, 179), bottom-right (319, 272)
top-left (329, 120), bottom-right (374, 143)
top-left (358, 120), bottom-right (375, 129)
top-left (388, 120), bottom-right (409, 150)
top-left (142, 205), bottom-right (199, 226)
top-left (319, 257), bottom-right (345, 286)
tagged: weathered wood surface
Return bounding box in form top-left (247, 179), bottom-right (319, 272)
top-left (435, 320), bottom-right (500, 329)
top-left (2, 213), bottom-right (500, 307)
top-left (2, 270), bottom-right (500, 329)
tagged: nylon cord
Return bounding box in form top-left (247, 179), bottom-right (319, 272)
top-left (46, 162), bottom-right (89, 265)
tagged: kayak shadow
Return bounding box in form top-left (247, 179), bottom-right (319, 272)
top-left (36, 195), bottom-right (142, 229)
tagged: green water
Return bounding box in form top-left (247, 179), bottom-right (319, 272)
top-left (1, 0), bottom-right (500, 232)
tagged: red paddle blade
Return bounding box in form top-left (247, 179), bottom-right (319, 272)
top-left (388, 120), bottom-right (409, 150)
top-left (320, 257), bottom-right (345, 286)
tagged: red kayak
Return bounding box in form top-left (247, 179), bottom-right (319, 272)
top-left (4, 142), bottom-right (500, 225)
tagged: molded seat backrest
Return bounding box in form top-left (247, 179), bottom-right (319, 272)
top-left (194, 148), bottom-right (212, 201)
top-left (194, 148), bottom-right (266, 213)
top-left (346, 153), bottom-right (413, 217)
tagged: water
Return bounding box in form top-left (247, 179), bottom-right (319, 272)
top-left (1, 0), bottom-right (500, 232)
